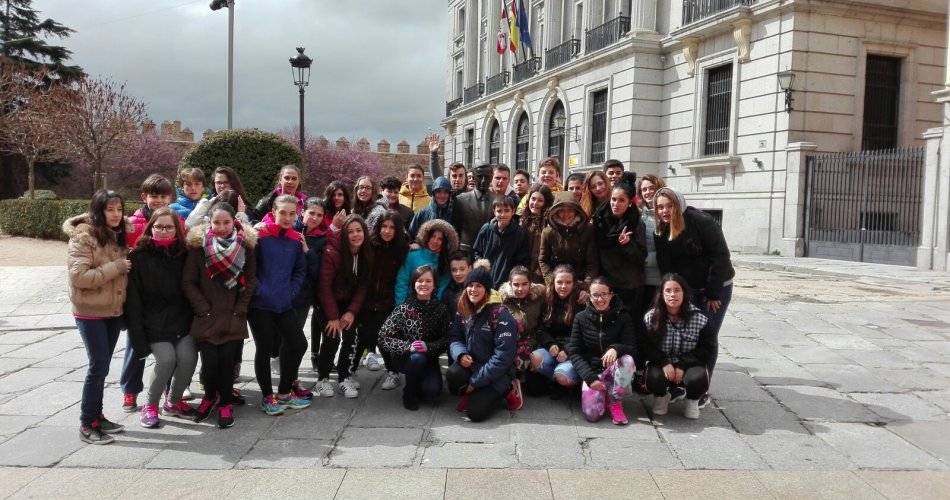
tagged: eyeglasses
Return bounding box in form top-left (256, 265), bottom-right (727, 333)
top-left (591, 293), bottom-right (612, 301)
top-left (152, 225), bottom-right (176, 233)
top-left (356, 185), bottom-right (373, 191)
top-left (214, 181), bottom-right (230, 187)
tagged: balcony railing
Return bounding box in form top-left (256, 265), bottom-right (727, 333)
top-left (585, 16), bottom-right (630, 53)
top-left (445, 97), bottom-right (463, 116)
top-left (463, 83), bottom-right (484, 104)
top-left (545, 38), bottom-right (580, 70)
top-left (682, 0), bottom-right (756, 25)
top-left (512, 57), bottom-right (541, 84)
top-left (485, 70), bottom-right (509, 96)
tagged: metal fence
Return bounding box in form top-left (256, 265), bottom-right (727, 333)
top-left (804, 147), bottom-right (924, 266)
top-left (463, 83), bottom-right (483, 104)
top-left (513, 57), bottom-right (541, 84)
top-left (486, 70), bottom-right (509, 96)
top-left (682, 0), bottom-right (756, 25)
top-left (445, 97), bottom-right (462, 117)
top-left (545, 38), bottom-right (580, 70)
top-left (586, 16), bottom-right (630, 53)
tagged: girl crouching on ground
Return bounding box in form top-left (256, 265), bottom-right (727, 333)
top-left (527, 264), bottom-right (583, 398)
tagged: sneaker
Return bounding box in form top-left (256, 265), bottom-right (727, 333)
top-left (610, 401), bottom-right (629, 425)
top-left (194, 397), bottom-right (216, 423)
top-left (506, 379), bottom-right (523, 411)
top-left (316, 378), bottom-right (335, 398)
top-left (80, 421), bottom-right (114, 445)
top-left (162, 400), bottom-right (197, 419)
top-left (365, 352), bottom-right (382, 371)
top-left (697, 392), bottom-right (710, 409)
top-left (339, 378), bottom-right (359, 399)
top-left (381, 371), bottom-right (401, 390)
top-left (277, 393), bottom-right (312, 409)
top-left (218, 404), bottom-right (235, 428)
top-left (261, 395), bottom-right (285, 416)
top-left (96, 414), bottom-right (125, 434)
top-left (140, 404), bottom-right (160, 428)
top-left (455, 393), bottom-right (472, 412)
top-left (684, 398), bottom-right (701, 419)
top-left (231, 388), bottom-right (246, 405)
top-left (182, 386), bottom-right (195, 401)
top-left (652, 393), bottom-right (671, 416)
top-left (291, 381), bottom-right (314, 400)
top-left (122, 393), bottom-right (138, 413)
top-left (669, 386), bottom-right (687, 404)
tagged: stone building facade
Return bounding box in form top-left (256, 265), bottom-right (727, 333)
top-left (440, 0), bottom-right (947, 264)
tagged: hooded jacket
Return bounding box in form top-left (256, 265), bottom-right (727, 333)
top-left (472, 220), bottom-right (530, 290)
top-left (181, 222), bottom-right (258, 344)
top-left (395, 219), bottom-right (459, 305)
top-left (592, 201), bottom-right (647, 290)
top-left (499, 281), bottom-right (546, 351)
top-left (399, 181), bottom-right (431, 214)
top-left (448, 303), bottom-right (518, 394)
top-left (539, 192), bottom-right (599, 285)
top-left (124, 240), bottom-right (193, 357)
top-left (408, 176), bottom-right (454, 241)
top-left (250, 222), bottom-right (306, 313)
top-left (63, 214), bottom-right (131, 318)
top-left (168, 187), bottom-right (209, 220)
top-left (566, 295), bottom-right (637, 385)
top-left (653, 187), bottom-right (735, 300)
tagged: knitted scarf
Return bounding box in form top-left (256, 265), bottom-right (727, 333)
top-left (204, 227), bottom-right (246, 289)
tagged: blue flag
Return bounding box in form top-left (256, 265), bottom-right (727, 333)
top-left (517, 0), bottom-right (532, 50)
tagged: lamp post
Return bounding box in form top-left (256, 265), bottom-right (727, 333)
top-left (777, 70), bottom-right (796, 113)
top-left (289, 47), bottom-right (313, 153)
top-left (210, 0), bottom-right (235, 129)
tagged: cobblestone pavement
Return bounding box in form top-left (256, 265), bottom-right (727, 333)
top-left (0, 257), bottom-right (948, 498)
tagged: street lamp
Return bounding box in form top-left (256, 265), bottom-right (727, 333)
top-left (210, 0), bottom-right (235, 129)
top-left (289, 47), bottom-right (313, 153)
top-left (777, 70), bottom-right (796, 113)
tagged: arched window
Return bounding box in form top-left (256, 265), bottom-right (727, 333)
top-left (547, 101), bottom-right (565, 172)
top-left (489, 120), bottom-right (501, 164)
top-left (515, 113), bottom-right (530, 170)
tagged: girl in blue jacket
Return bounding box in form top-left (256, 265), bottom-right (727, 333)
top-left (395, 219), bottom-right (458, 305)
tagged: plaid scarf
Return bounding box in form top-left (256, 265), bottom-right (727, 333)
top-left (646, 304), bottom-right (707, 364)
top-left (204, 226), bottom-right (246, 289)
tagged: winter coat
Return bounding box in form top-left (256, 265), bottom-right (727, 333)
top-left (517, 182), bottom-right (563, 211)
top-left (378, 297), bottom-right (451, 359)
top-left (181, 223), bottom-right (258, 345)
top-left (318, 229), bottom-right (370, 320)
top-left (442, 281), bottom-right (465, 318)
top-left (168, 187), bottom-right (208, 220)
top-left (377, 198), bottom-right (415, 233)
top-left (254, 188), bottom-right (307, 224)
top-left (184, 197), bottom-right (252, 229)
top-left (519, 209), bottom-right (547, 283)
top-left (124, 242), bottom-right (192, 357)
top-left (63, 214), bottom-right (130, 318)
top-left (639, 304), bottom-right (716, 370)
top-left (655, 204), bottom-right (735, 301)
top-left (499, 282), bottom-right (546, 346)
top-left (250, 223), bottom-right (306, 313)
top-left (408, 176), bottom-right (453, 241)
top-left (567, 296), bottom-right (637, 385)
top-left (395, 219), bottom-right (459, 305)
top-left (127, 206), bottom-right (151, 249)
top-left (472, 221), bottom-right (531, 290)
top-left (453, 189), bottom-right (494, 250)
top-left (292, 227), bottom-right (327, 309)
top-left (448, 304), bottom-right (518, 394)
top-left (592, 201), bottom-right (647, 290)
top-left (539, 192), bottom-right (599, 286)
top-left (365, 239), bottom-right (406, 312)
top-left (399, 182), bottom-right (431, 213)
top-left (536, 298), bottom-right (582, 351)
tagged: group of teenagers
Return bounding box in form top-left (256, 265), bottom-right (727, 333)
top-left (65, 142), bottom-right (734, 446)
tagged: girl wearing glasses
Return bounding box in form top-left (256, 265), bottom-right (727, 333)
top-left (125, 207), bottom-right (197, 429)
top-left (352, 175), bottom-right (386, 232)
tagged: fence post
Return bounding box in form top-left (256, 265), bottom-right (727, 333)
top-left (919, 127), bottom-right (947, 270)
top-left (782, 142), bottom-right (818, 257)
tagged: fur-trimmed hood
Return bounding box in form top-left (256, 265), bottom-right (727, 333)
top-left (185, 221), bottom-right (259, 249)
top-left (414, 218), bottom-right (459, 254)
top-left (499, 281), bottom-right (546, 303)
top-left (63, 213), bottom-right (133, 246)
top-left (546, 191), bottom-right (588, 229)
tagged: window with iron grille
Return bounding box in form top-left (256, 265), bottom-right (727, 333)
top-left (465, 128), bottom-right (475, 168)
top-left (589, 89), bottom-right (608, 164)
top-left (548, 101), bottom-right (565, 170)
top-left (704, 64), bottom-right (732, 156)
top-left (862, 55), bottom-right (901, 151)
top-left (515, 114), bottom-right (530, 170)
top-left (701, 209), bottom-right (723, 226)
top-left (489, 121), bottom-right (501, 165)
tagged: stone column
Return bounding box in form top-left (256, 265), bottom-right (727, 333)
top-left (782, 142), bottom-right (818, 257)
top-left (918, 127), bottom-right (944, 270)
top-left (630, 0), bottom-right (657, 34)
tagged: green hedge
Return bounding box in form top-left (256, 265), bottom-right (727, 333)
top-left (0, 199), bottom-right (138, 241)
top-left (179, 129), bottom-right (302, 203)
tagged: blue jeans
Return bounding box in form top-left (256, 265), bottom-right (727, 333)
top-left (691, 283), bottom-right (732, 375)
top-left (390, 352), bottom-right (442, 400)
top-left (119, 335), bottom-right (145, 395)
top-left (76, 317), bottom-right (122, 427)
top-left (531, 348), bottom-right (579, 384)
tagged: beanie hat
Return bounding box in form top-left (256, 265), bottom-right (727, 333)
top-left (464, 259), bottom-right (493, 290)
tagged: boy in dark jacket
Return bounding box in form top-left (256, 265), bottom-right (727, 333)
top-left (472, 196), bottom-right (530, 289)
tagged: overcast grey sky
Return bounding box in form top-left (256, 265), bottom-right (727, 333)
top-left (34, 0), bottom-right (448, 145)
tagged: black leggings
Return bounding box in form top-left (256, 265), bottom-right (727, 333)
top-left (350, 308), bottom-right (391, 373)
top-left (315, 302), bottom-right (357, 381)
top-left (198, 340), bottom-right (241, 406)
top-left (645, 363), bottom-right (709, 400)
top-left (247, 309), bottom-right (307, 396)
top-left (445, 363), bottom-right (506, 422)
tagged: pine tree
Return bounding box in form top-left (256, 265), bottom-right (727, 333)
top-left (0, 0), bottom-right (82, 80)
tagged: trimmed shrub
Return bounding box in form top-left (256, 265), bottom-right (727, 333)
top-left (0, 199), bottom-right (137, 241)
top-left (21, 190), bottom-right (58, 200)
top-left (179, 129), bottom-right (303, 203)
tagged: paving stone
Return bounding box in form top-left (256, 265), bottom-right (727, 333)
top-left (650, 470), bottom-right (771, 499)
top-left (741, 358), bottom-right (826, 387)
top-left (262, 406), bottom-right (350, 441)
top-left (587, 438), bottom-right (681, 469)
top-left (328, 427), bottom-right (423, 468)
top-left (805, 422), bottom-right (948, 470)
top-left (718, 337), bottom-right (785, 360)
top-left (9, 467), bottom-right (144, 499)
top-left (856, 470), bottom-right (950, 498)
top-left (717, 400), bottom-right (808, 435)
top-left (0, 366), bottom-right (74, 395)
top-left (512, 422), bottom-right (585, 468)
top-left (849, 392), bottom-right (947, 422)
top-left (116, 469), bottom-right (239, 498)
top-left (0, 357), bottom-right (32, 377)
top-left (34, 348), bottom-right (89, 369)
top-left (896, 346), bottom-right (950, 364)
top-left (428, 406), bottom-right (510, 444)
top-left (876, 367), bottom-right (950, 391)
top-left (773, 344), bottom-right (852, 365)
top-left (510, 393), bottom-right (576, 422)
top-left (706, 371), bottom-right (775, 402)
top-left (573, 405), bottom-right (659, 441)
top-left (742, 433), bottom-right (856, 470)
top-left (925, 363), bottom-right (950, 378)
top-left (810, 334), bottom-right (881, 351)
top-left (914, 390), bottom-right (950, 413)
top-left (753, 470), bottom-right (885, 499)
top-left (145, 422), bottom-right (265, 469)
top-left (225, 469), bottom-right (345, 499)
top-left (0, 330), bottom-right (58, 343)
top-left (549, 469), bottom-right (663, 499)
top-left (235, 438), bottom-right (331, 468)
top-left (838, 348), bottom-right (918, 369)
top-left (767, 385), bottom-right (881, 423)
top-left (0, 425), bottom-right (84, 466)
top-left (348, 395), bottom-right (434, 428)
top-left (802, 364), bottom-right (903, 393)
top-left (0, 380), bottom-right (81, 416)
top-left (886, 421), bottom-right (950, 464)
top-left (0, 414), bottom-right (44, 438)
top-left (661, 426), bottom-right (769, 470)
top-left (420, 442), bottom-right (517, 468)
top-left (0, 467), bottom-right (45, 498)
top-left (445, 469), bottom-right (552, 499)
top-left (59, 436), bottom-right (166, 469)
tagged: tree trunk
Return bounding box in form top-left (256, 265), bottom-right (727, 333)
top-left (27, 158), bottom-right (35, 199)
